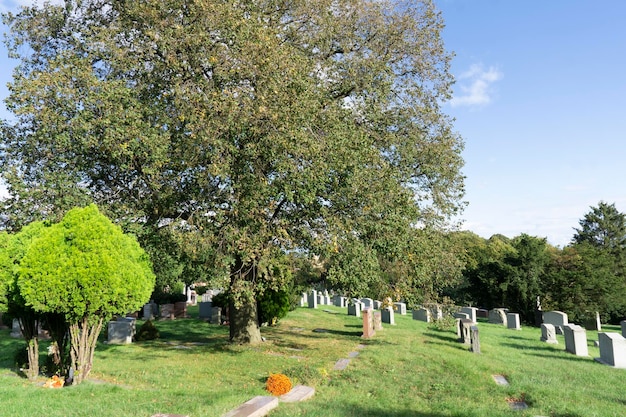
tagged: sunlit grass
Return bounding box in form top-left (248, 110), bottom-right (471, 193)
top-left (0, 305), bottom-right (624, 416)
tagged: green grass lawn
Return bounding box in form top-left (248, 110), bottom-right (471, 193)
top-left (0, 306), bottom-right (624, 417)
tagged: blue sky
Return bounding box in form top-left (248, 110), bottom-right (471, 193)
top-left (0, 1), bottom-right (624, 247)
top-left (437, 0), bottom-right (626, 246)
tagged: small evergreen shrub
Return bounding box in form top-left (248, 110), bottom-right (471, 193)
top-left (258, 289), bottom-right (290, 326)
top-left (135, 320), bottom-right (160, 341)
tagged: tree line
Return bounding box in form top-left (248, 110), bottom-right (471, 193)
top-left (446, 201), bottom-right (626, 325)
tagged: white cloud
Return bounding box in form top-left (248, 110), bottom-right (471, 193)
top-left (0, 0), bottom-right (64, 13)
top-left (450, 64), bottom-right (503, 108)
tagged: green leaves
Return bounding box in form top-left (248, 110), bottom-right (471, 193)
top-left (17, 205), bottom-right (155, 324)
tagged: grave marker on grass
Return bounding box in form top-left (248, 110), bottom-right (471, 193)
top-left (563, 324), bottom-right (588, 356)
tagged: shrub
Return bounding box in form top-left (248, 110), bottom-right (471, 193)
top-left (135, 320), bottom-right (160, 341)
top-left (265, 373), bottom-right (292, 396)
top-left (258, 289), bottom-right (290, 326)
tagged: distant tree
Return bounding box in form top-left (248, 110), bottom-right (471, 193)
top-left (17, 205), bottom-right (155, 384)
top-left (543, 243), bottom-right (626, 322)
top-left (504, 234), bottom-right (550, 322)
top-left (572, 202), bottom-right (626, 251)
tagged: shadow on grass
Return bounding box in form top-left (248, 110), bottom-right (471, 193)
top-left (500, 342), bottom-right (561, 352)
top-left (323, 404), bottom-right (477, 417)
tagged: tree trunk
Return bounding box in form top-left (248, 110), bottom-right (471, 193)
top-left (69, 317), bottom-right (103, 385)
top-left (229, 296), bottom-right (262, 344)
top-left (228, 257), bottom-right (262, 344)
top-left (19, 316), bottom-right (39, 380)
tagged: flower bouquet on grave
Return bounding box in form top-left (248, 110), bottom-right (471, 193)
top-left (265, 373), bottom-right (292, 396)
top-left (43, 375), bottom-right (64, 388)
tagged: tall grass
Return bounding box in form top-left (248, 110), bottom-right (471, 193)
top-left (0, 305), bottom-right (623, 417)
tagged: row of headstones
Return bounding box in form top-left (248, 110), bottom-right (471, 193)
top-left (142, 301), bottom-right (189, 321)
top-left (301, 290), bottom-right (407, 323)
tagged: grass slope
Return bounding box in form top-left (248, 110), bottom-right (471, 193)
top-left (0, 306), bottom-right (623, 417)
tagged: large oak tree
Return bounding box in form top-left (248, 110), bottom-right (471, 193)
top-left (1, 0), bottom-right (465, 343)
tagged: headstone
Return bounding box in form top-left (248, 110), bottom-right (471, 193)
top-left (279, 385), bottom-right (315, 403)
top-left (160, 303), bottom-right (175, 320)
top-left (373, 311), bottom-right (383, 331)
top-left (299, 293), bottom-right (306, 307)
top-left (210, 307), bottom-right (222, 325)
top-left (317, 294), bottom-right (325, 305)
top-left (540, 323), bottom-right (558, 344)
top-left (459, 319), bottom-right (473, 345)
top-left (477, 308), bottom-right (489, 318)
top-left (460, 307), bottom-right (478, 323)
top-left (413, 308), bottom-right (431, 322)
top-left (507, 313), bottom-right (521, 330)
top-left (332, 295), bottom-right (341, 307)
top-left (198, 301), bottom-right (212, 319)
top-left (307, 290), bottom-right (318, 309)
top-left (563, 324), bottom-right (588, 356)
top-left (488, 308), bottom-right (507, 325)
top-left (381, 307), bottom-right (395, 325)
top-left (470, 325), bottom-right (480, 354)
top-left (453, 312), bottom-right (470, 320)
top-left (595, 332), bottom-right (626, 368)
top-left (10, 318), bottom-right (21, 338)
top-left (427, 304), bottom-right (443, 320)
top-left (361, 308), bottom-right (375, 339)
top-left (107, 320), bottom-right (133, 344)
top-left (143, 303), bottom-right (154, 321)
top-left (174, 301), bottom-right (187, 318)
top-left (373, 300), bottom-right (382, 309)
top-left (222, 396), bottom-right (279, 417)
top-left (543, 311), bottom-right (568, 335)
top-left (621, 320), bottom-right (626, 339)
top-left (348, 302), bottom-right (361, 318)
top-left (360, 298), bottom-right (374, 309)
top-left (394, 302), bottom-right (407, 315)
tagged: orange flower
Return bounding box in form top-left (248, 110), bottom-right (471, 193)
top-left (43, 375), bottom-right (64, 388)
top-left (265, 373), bottom-right (292, 396)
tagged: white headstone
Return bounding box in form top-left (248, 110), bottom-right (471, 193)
top-left (394, 302), bottom-right (407, 315)
top-left (595, 332), bottom-right (626, 368)
top-left (507, 313), bottom-right (521, 330)
top-left (381, 307), bottom-right (395, 325)
top-left (540, 323), bottom-right (558, 344)
top-left (563, 324), bottom-right (588, 356)
top-left (543, 311), bottom-right (568, 335)
top-left (460, 307), bottom-right (478, 323)
top-left (488, 308), bottom-right (507, 325)
top-left (413, 308), bottom-right (431, 322)
top-left (307, 290), bottom-right (318, 309)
